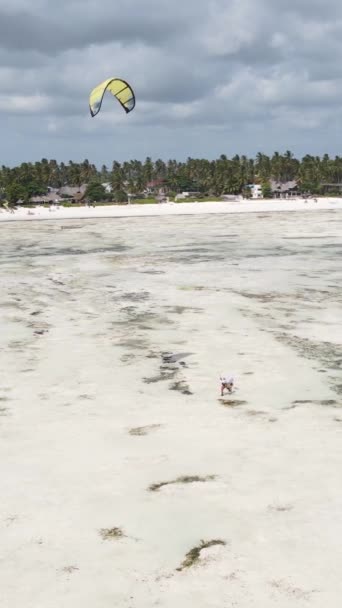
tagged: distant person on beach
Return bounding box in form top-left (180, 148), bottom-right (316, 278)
top-left (220, 374), bottom-right (234, 396)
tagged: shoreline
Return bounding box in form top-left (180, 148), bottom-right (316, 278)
top-left (0, 197), bottom-right (341, 223)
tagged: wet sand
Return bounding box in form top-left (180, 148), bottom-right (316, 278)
top-left (1, 210), bottom-right (342, 607)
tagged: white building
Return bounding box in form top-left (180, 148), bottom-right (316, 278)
top-left (250, 184), bottom-right (262, 198)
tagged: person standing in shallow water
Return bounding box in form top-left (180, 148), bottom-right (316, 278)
top-left (220, 374), bottom-right (234, 396)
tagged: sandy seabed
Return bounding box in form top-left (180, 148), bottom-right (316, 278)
top-left (1, 209), bottom-right (342, 607)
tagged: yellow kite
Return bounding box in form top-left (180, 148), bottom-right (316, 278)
top-left (89, 78), bottom-right (135, 117)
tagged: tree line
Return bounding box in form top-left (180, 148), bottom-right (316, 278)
top-left (1, 152), bottom-right (342, 203)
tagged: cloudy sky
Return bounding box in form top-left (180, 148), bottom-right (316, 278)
top-left (1, 0), bottom-right (342, 166)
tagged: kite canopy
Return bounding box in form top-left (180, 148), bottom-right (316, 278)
top-left (89, 78), bottom-right (135, 117)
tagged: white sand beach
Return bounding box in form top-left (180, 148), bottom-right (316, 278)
top-left (1, 208), bottom-right (342, 607)
top-left (0, 196), bottom-right (341, 223)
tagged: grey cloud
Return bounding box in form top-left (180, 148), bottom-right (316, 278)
top-left (1, 0), bottom-right (342, 165)
top-left (0, 48), bottom-right (48, 69)
top-left (0, 3), bottom-right (189, 54)
top-left (275, 0), bottom-right (342, 19)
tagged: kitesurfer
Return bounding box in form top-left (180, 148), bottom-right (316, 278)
top-left (220, 374), bottom-right (234, 396)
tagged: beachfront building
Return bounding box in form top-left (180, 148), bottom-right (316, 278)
top-left (156, 193), bottom-right (168, 204)
top-left (144, 179), bottom-right (167, 196)
top-left (22, 185), bottom-right (88, 206)
top-left (244, 184), bottom-right (262, 198)
top-left (250, 184), bottom-right (262, 198)
top-left (320, 183), bottom-right (342, 194)
top-left (270, 180), bottom-right (299, 198)
top-left (58, 185), bottom-right (87, 200)
top-left (29, 192), bottom-right (63, 205)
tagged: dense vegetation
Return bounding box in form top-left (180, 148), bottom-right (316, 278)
top-left (1, 152), bottom-right (342, 203)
